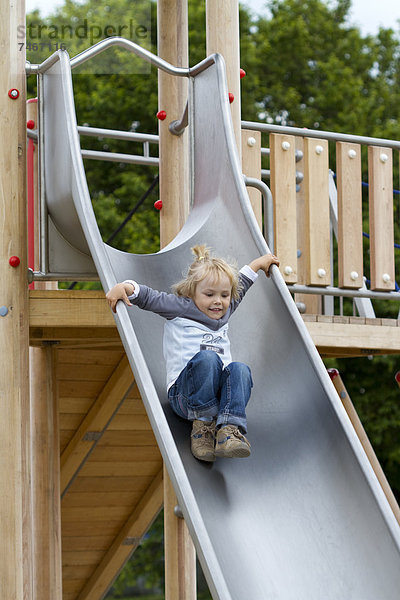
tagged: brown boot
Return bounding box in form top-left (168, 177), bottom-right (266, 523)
top-left (191, 420), bottom-right (216, 462)
top-left (214, 425), bottom-right (251, 458)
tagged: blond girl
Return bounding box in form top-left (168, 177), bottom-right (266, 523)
top-left (106, 245), bottom-right (279, 462)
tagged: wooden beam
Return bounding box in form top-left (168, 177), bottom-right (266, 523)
top-left (328, 368), bottom-right (400, 526)
top-left (60, 355), bottom-right (134, 495)
top-left (303, 315), bottom-right (400, 356)
top-left (164, 464), bottom-right (197, 600)
top-left (76, 469), bottom-right (163, 600)
top-left (206, 0), bottom-right (241, 156)
top-left (29, 290), bottom-right (114, 328)
top-left (30, 345), bottom-right (62, 600)
top-left (0, 0), bottom-right (32, 596)
top-left (157, 0), bottom-right (189, 248)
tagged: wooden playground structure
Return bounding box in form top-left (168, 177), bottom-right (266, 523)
top-left (2, 0), bottom-right (400, 599)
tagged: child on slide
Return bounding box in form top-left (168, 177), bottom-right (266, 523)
top-left (106, 245), bottom-right (279, 462)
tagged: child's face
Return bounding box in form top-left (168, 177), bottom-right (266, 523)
top-left (193, 273), bottom-right (232, 320)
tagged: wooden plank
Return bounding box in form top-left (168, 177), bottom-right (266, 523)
top-left (62, 536), bottom-right (115, 552)
top-left (62, 506), bottom-right (134, 523)
top-left (60, 355), bottom-right (134, 495)
top-left (63, 565), bottom-right (94, 580)
top-left (368, 146), bottom-right (395, 290)
top-left (63, 550), bottom-right (104, 566)
top-left (59, 398), bottom-right (94, 414)
top-left (87, 446), bottom-right (161, 462)
top-left (78, 461), bottom-right (162, 478)
top-left (57, 348), bottom-right (124, 366)
top-left (67, 476), bottom-right (155, 493)
top-left (62, 491), bottom-right (143, 508)
top-left (241, 129), bottom-right (262, 228)
top-left (106, 414), bottom-right (153, 431)
top-left (295, 137), bottom-right (322, 313)
top-left (30, 327), bottom-right (121, 346)
top-left (304, 319), bottom-right (400, 355)
top-left (100, 430), bottom-right (157, 446)
top-left (269, 133), bottom-right (297, 283)
top-left (75, 470), bottom-right (163, 600)
top-left (57, 363), bottom-right (116, 382)
top-left (29, 290), bottom-right (115, 328)
top-left (62, 521), bottom-right (122, 538)
top-left (336, 142), bottom-right (363, 288)
top-left (304, 138), bottom-right (331, 285)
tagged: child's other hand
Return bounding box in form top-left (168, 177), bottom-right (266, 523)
top-left (106, 282), bottom-right (134, 313)
top-left (248, 254), bottom-right (280, 277)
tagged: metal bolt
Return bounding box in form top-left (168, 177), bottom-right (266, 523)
top-left (315, 145), bottom-right (324, 155)
top-left (382, 273), bottom-right (391, 283)
top-left (317, 268), bottom-right (326, 278)
top-left (380, 153), bottom-right (388, 163)
top-left (284, 265), bottom-right (293, 275)
top-left (348, 149), bottom-right (357, 159)
top-left (247, 136), bottom-right (256, 147)
top-left (350, 271), bottom-right (359, 281)
top-left (282, 141), bottom-right (291, 151)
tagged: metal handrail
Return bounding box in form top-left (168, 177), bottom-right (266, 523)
top-left (242, 120), bottom-right (400, 150)
top-left (78, 126), bottom-right (159, 144)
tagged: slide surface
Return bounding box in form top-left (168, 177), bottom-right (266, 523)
top-left (40, 48), bottom-right (400, 599)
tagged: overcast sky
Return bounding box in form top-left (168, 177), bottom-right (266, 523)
top-left (26, 0), bottom-right (400, 36)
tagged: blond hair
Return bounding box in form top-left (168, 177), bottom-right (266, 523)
top-left (173, 245), bottom-right (242, 301)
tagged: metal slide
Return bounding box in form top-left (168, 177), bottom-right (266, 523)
top-left (39, 45), bottom-right (400, 599)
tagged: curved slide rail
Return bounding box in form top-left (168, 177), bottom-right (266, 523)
top-left (41, 47), bottom-right (400, 599)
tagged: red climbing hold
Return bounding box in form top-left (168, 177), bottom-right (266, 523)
top-left (8, 88), bottom-right (20, 99)
top-left (228, 93), bottom-right (234, 104)
top-left (9, 256), bottom-right (21, 267)
top-left (327, 368), bottom-right (339, 380)
top-left (395, 371), bottom-right (400, 384)
top-left (27, 119), bottom-right (35, 129)
top-left (157, 110), bottom-right (167, 121)
top-left (239, 68), bottom-right (246, 79)
top-left (154, 200), bottom-right (163, 210)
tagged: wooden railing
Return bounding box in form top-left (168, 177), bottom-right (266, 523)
top-left (241, 122), bottom-right (400, 316)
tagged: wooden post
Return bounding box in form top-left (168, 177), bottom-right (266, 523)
top-left (30, 346), bottom-right (63, 600)
top-left (336, 142), bottom-right (363, 289)
top-left (269, 133), bottom-right (297, 283)
top-left (206, 0), bottom-right (241, 157)
top-left (157, 0), bottom-right (189, 248)
top-left (157, 1), bottom-right (196, 598)
top-left (164, 465), bottom-right (197, 600)
top-left (27, 100), bottom-right (63, 600)
top-left (368, 146), bottom-right (395, 291)
top-left (0, 0), bottom-right (33, 597)
top-left (304, 138), bottom-right (331, 286)
top-left (328, 369), bottom-right (400, 526)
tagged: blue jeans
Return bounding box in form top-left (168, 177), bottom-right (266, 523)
top-left (168, 351), bottom-right (253, 433)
